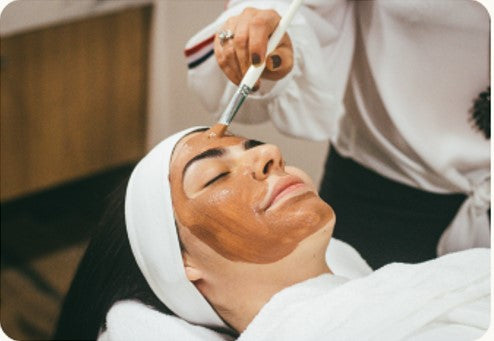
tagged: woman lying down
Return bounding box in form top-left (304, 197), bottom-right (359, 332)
top-left (55, 127), bottom-right (490, 341)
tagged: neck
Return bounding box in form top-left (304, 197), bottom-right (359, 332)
top-left (205, 230), bottom-right (332, 332)
top-left (221, 261), bottom-right (331, 332)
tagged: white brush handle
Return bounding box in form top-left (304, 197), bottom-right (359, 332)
top-left (218, 0), bottom-right (304, 125)
top-left (240, 0), bottom-right (304, 89)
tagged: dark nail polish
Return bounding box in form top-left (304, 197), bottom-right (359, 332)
top-left (271, 55), bottom-right (281, 69)
top-left (252, 53), bottom-right (261, 65)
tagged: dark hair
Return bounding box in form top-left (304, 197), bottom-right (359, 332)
top-left (55, 128), bottom-right (239, 340)
top-left (53, 178), bottom-right (172, 340)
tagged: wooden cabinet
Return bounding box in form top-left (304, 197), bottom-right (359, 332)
top-left (1, 6), bottom-right (151, 201)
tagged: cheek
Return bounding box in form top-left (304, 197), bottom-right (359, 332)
top-left (179, 186), bottom-right (272, 261)
top-left (200, 188), bottom-right (232, 207)
top-left (176, 180), bottom-right (333, 264)
top-left (180, 186), bottom-right (258, 234)
top-left (266, 196), bottom-right (334, 235)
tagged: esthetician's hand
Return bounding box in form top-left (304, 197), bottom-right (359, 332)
top-left (214, 7), bottom-right (294, 90)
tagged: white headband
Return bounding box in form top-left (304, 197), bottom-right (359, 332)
top-left (125, 126), bottom-right (226, 328)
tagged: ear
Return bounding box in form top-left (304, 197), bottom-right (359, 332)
top-left (182, 252), bottom-right (204, 282)
top-left (184, 266), bottom-right (203, 282)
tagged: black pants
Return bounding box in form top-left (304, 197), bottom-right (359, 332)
top-left (319, 146), bottom-right (466, 269)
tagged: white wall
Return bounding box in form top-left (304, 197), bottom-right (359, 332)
top-left (148, 0), bottom-right (329, 186)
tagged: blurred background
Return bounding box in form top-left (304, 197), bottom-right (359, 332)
top-left (0, 0), bottom-right (328, 339)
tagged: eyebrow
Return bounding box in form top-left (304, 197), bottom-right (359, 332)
top-left (182, 139), bottom-right (265, 176)
top-left (182, 148), bottom-right (225, 176)
top-left (244, 139), bottom-right (265, 149)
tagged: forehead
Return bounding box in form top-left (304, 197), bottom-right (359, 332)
top-left (171, 130), bottom-right (246, 170)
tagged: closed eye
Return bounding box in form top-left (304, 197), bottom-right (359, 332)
top-left (203, 172), bottom-right (229, 188)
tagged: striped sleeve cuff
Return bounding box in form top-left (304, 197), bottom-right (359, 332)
top-left (184, 35), bottom-right (215, 69)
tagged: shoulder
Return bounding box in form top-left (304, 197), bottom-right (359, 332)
top-left (98, 300), bottom-right (228, 341)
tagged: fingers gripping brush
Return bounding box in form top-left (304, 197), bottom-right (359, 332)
top-left (209, 0), bottom-right (305, 137)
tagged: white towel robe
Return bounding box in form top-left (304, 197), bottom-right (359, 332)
top-left (97, 239), bottom-right (371, 341)
top-left (186, 0), bottom-right (491, 255)
top-left (99, 244), bottom-right (489, 341)
top-left (238, 248), bottom-right (490, 341)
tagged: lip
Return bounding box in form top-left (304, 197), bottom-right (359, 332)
top-left (262, 176), bottom-right (306, 211)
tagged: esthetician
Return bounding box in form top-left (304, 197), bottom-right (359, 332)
top-left (54, 127), bottom-right (489, 340)
top-left (184, 0), bottom-right (490, 268)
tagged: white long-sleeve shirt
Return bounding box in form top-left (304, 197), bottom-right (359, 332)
top-left (185, 0), bottom-right (490, 255)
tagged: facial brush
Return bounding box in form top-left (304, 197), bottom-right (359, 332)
top-left (216, 0), bottom-right (305, 129)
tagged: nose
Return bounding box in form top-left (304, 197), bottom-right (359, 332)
top-left (245, 144), bottom-right (284, 180)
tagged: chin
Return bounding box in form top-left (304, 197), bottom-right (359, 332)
top-left (299, 193), bottom-right (334, 221)
top-left (285, 195), bottom-right (335, 232)
top-left (312, 201), bottom-right (335, 234)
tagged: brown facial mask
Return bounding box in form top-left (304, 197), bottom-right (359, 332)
top-left (169, 130), bottom-right (334, 264)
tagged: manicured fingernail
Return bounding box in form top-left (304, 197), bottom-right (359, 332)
top-left (271, 55), bottom-right (281, 69)
top-left (252, 53), bottom-right (261, 65)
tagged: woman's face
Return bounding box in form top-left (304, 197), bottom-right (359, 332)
top-left (169, 130), bottom-right (335, 264)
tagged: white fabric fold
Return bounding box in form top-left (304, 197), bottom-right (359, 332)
top-left (186, 0), bottom-right (349, 140)
top-left (325, 238), bottom-right (373, 279)
top-left (100, 248), bottom-right (490, 340)
top-left (437, 174), bottom-right (491, 256)
top-left (125, 126), bottom-right (226, 328)
top-left (99, 300), bottom-right (233, 341)
top-left (186, 0), bottom-right (490, 255)
top-left (239, 248), bottom-right (490, 341)
top-left (98, 238), bottom-right (372, 340)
